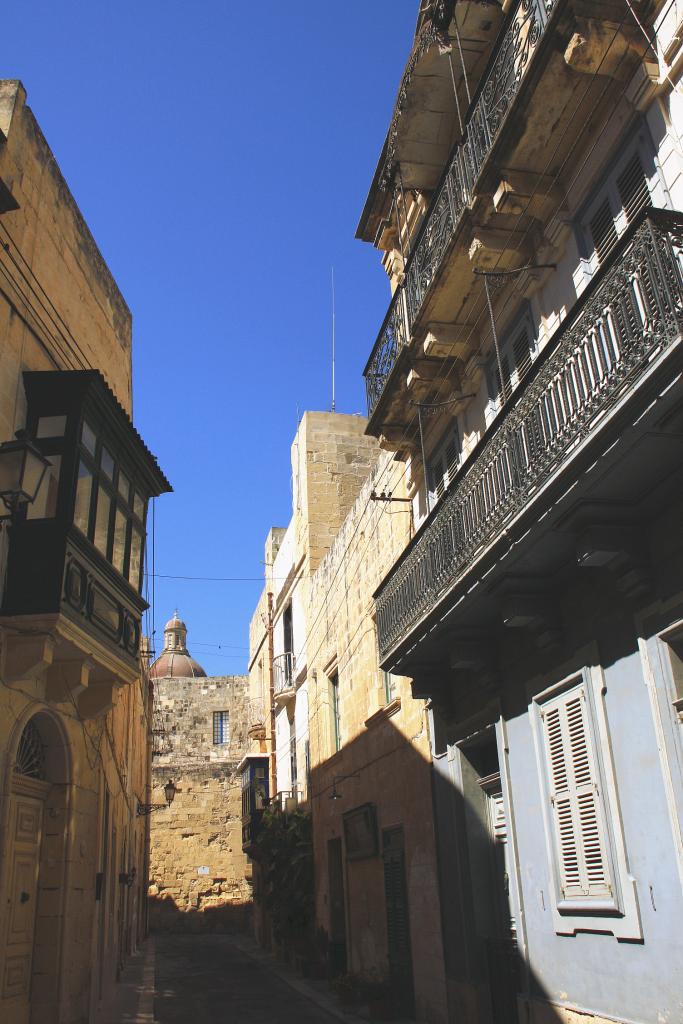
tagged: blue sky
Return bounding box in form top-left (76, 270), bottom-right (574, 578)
top-left (5, 1), bottom-right (417, 674)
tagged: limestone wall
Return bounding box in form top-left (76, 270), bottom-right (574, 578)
top-left (306, 450), bottom-right (450, 1024)
top-left (149, 675), bottom-right (252, 931)
top-left (0, 80), bottom-right (132, 435)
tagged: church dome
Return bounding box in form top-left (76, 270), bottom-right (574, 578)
top-left (149, 611), bottom-right (207, 679)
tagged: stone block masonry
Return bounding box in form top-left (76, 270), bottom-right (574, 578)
top-left (149, 674), bottom-right (252, 932)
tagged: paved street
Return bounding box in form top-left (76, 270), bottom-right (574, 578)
top-left (153, 933), bottom-right (340, 1024)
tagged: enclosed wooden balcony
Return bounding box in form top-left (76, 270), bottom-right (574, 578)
top-left (374, 210), bottom-right (683, 671)
top-left (240, 754), bottom-right (270, 853)
top-left (0, 371), bottom-right (171, 716)
top-left (363, 0), bottom-right (647, 441)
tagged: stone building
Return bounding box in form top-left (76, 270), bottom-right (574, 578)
top-left (148, 613), bottom-right (252, 931)
top-left (243, 412), bottom-right (450, 1021)
top-left (356, 1), bottom-right (683, 1022)
top-left (0, 80), bottom-right (170, 1024)
top-left (306, 447), bottom-right (448, 1022)
top-left (243, 413), bottom-right (384, 937)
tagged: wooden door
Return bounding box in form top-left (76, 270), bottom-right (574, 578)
top-left (482, 775), bottom-right (519, 1024)
top-left (382, 826), bottom-right (415, 1017)
top-left (327, 838), bottom-right (347, 976)
top-left (1, 786), bottom-right (45, 1024)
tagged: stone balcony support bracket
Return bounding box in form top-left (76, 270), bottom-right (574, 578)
top-left (1, 632), bottom-right (55, 691)
top-left (45, 658), bottom-right (94, 703)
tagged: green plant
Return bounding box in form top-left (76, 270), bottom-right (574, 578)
top-left (254, 806), bottom-right (313, 951)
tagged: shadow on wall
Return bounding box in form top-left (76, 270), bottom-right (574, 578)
top-left (148, 894), bottom-right (252, 934)
top-left (309, 712), bottom-right (566, 1024)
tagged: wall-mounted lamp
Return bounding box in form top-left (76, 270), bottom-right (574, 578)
top-left (137, 778), bottom-right (177, 816)
top-left (0, 430), bottom-right (50, 517)
top-left (329, 773), bottom-right (360, 801)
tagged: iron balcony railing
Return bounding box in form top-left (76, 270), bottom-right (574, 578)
top-left (273, 652), bottom-right (296, 697)
top-left (375, 209), bottom-right (683, 660)
top-left (246, 697), bottom-right (266, 737)
top-left (364, 0), bottom-right (560, 417)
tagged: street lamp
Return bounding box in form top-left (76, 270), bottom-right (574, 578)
top-left (0, 430), bottom-right (51, 516)
top-left (329, 773), bottom-right (360, 801)
top-left (163, 778), bottom-right (177, 807)
top-left (136, 778), bottom-right (178, 816)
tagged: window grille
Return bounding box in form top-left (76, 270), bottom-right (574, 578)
top-left (213, 710), bottom-right (229, 745)
top-left (14, 720), bottom-right (46, 780)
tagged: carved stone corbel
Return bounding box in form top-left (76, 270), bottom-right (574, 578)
top-left (78, 679), bottom-right (115, 719)
top-left (501, 593), bottom-right (561, 649)
top-left (1, 632), bottom-right (55, 692)
top-left (576, 526), bottom-right (652, 600)
top-left (45, 658), bottom-right (93, 703)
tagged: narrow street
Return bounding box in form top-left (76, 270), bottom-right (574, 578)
top-left (112, 933), bottom-right (346, 1024)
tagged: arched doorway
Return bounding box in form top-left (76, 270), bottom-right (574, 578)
top-left (1, 713), bottom-right (70, 1024)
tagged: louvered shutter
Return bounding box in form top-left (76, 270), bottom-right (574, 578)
top-left (512, 329), bottom-right (533, 384)
top-left (616, 152), bottom-right (650, 224)
top-left (382, 826), bottom-right (414, 1014)
top-left (428, 451), bottom-right (446, 500)
top-left (444, 435), bottom-right (459, 486)
top-left (589, 198), bottom-right (619, 265)
top-left (542, 685), bottom-right (612, 900)
top-left (492, 354), bottom-right (512, 406)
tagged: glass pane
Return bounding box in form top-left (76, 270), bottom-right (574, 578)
top-left (26, 455), bottom-right (61, 520)
top-left (94, 487), bottom-right (111, 556)
top-left (112, 507), bottom-right (127, 574)
top-left (133, 491), bottom-right (144, 520)
top-left (81, 420), bottom-right (96, 456)
top-left (101, 446), bottom-right (115, 481)
top-left (128, 527), bottom-right (143, 590)
top-left (36, 415), bottom-right (66, 438)
top-left (117, 469), bottom-right (130, 503)
top-left (73, 460), bottom-right (93, 534)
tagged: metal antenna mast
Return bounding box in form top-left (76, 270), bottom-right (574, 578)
top-left (331, 266), bottom-right (336, 412)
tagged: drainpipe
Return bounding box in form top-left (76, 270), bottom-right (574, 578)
top-left (267, 591), bottom-right (277, 802)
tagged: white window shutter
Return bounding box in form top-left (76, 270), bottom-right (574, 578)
top-left (542, 685), bottom-right (612, 900)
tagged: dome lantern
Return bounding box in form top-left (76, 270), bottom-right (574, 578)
top-left (149, 611), bottom-right (207, 679)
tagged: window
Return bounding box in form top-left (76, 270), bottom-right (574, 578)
top-left (330, 672), bottom-right (341, 752)
top-left (73, 419), bottom-right (147, 592)
top-left (489, 310), bottom-right (536, 411)
top-left (427, 425), bottom-right (460, 504)
top-left (581, 137), bottom-right (661, 271)
top-left (290, 716), bottom-right (298, 792)
top-left (533, 666), bottom-right (640, 938)
top-left (213, 710), bottom-right (229, 745)
top-left (383, 671), bottom-right (396, 705)
top-left (26, 454), bottom-right (61, 520)
top-left (540, 682), bottom-right (613, 903)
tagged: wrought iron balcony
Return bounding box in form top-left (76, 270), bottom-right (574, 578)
top-left (375, 209), bottom-right (683, 662)
top-left (273, 652), bottom-right (296, 702)
top-left (364, 0), bottom-right (560, 419)
top-left (246, 697), bottom-right (267, 740)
